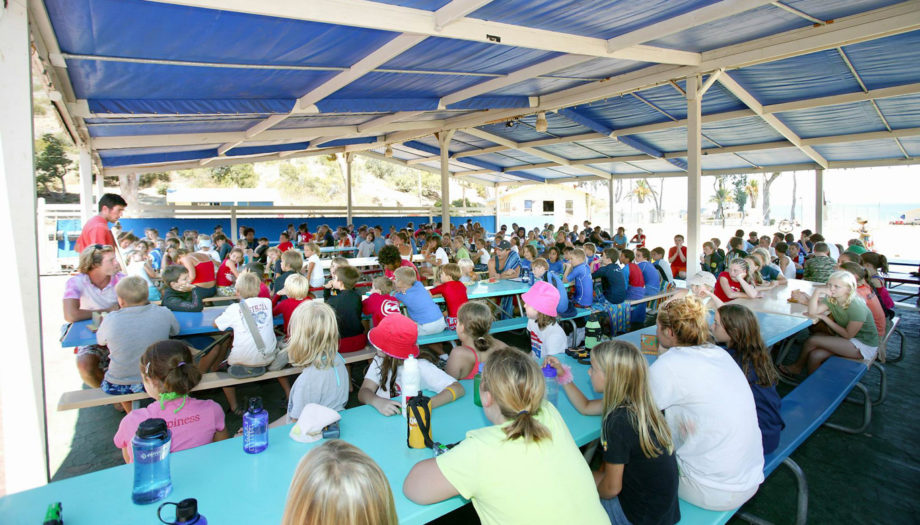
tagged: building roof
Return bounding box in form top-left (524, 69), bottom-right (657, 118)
top-left (33, 0), bottom-right (920, 186)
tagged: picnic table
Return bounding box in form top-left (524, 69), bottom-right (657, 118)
top-left (0, 355), bottom-right (601, 525)
top-left (60, 308), bottom-right (284, 348)
top-left (731, 279), bottom-right (823, 318)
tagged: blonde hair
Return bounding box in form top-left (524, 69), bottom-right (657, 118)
top-left (281, 250), bottom-right (304, 272)
top-left (481, 347), bottom-right (551, 442)
top-left (570, 248), bottom-right (586, 262)
top-left (826, 270), bottom-right (857, 308)
top-left (532, 257), bottom-right (549, 270)
top-left (77, 244), bottom-right (116, 273)
top-left (331, 256), bottom-right (349, 268)
top-left (440, 263), bottom-right (461, 281)
top-left (458, 300), bottom-right (498, 355)
top-left (283, 274), bottom-right (310, 300)
top-left (287, 302), bottom-right (340, 368)
top-left (593, 341), bottom-right (673, 458)
top-left (656, 296), bottom-right (710, 346)
top-left (744, 256), bottom-right (764, 285)
top-left (235, 272), bottom-right (261, 298)
top-left (303, 242), bottom-right (320, 255)
top-left (457, 258), bottom-right (474, 275)
top-left (115, 276), bottom-right (149, 304)
top-left (372, 276), bottom-right (394, 295)
top-left (281, 440), bottom-right (397, 525)
top-left (267, 246), bottom-right (282, 258)
top-left (393, 266), bottom-right (416, 286)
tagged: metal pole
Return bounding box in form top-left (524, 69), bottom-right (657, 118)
top-left (815, 168), bottom-right (824, 233)
top-left (79, 147), bottom-right (93, 223)
top-left (230, 207), bottom-right (238, 245)
top-left (438, 130), bottom-right (455, 232)
top-left (346, 153), bottom-right (354, 225)
top-left (96, 168), bottom-right (104, 203)
top-left (686, 75), bottom-right (703, 278)
top-left (608, 179), bottom-right (615, 234)
top-left (494, 183), bottom-right (500, 233)
top-left (0, 0), bottom-right (50, 490)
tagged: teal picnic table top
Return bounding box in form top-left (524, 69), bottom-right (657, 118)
top-left (0, 355), bottom-right (600, 525)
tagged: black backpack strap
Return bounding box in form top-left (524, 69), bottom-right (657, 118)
top-left (409, 400), bottom-right (435, 449)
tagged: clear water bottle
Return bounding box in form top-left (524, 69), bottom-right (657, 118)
top-left (401, 354), bottom-right (420, 418)
top-left (242, 397), bottom-right (269, 454)
top-left (132, 418), bottom-right (173, 504)
top-left (542, 365), bottom-right (559, 407)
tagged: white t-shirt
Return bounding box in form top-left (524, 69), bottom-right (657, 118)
top-left (306, 253), bottom-right (324, 288)
top-left (649, 344), bottom-right (764, 493)
top-left (778, 256), bottom-right (796, 280)
top-left (364, 355), bottom-right (455, 399)
top-left (214, 298), bottom-right (278, 367)
top-left (478, 249), bottom-right (490, 265)
top-left (127, 261), bottom-right (154, 287)
top-left (287, 356), bottom-right (349, 421)
top-left (434, 247), bottom-right (450, 266)
top-left (528, 319), bottom-right (566, 360)
top-left (827, 243), bottom-right (841, 259)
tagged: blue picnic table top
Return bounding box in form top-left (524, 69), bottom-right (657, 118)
top-left (61, 308), bottom-right (284, 348)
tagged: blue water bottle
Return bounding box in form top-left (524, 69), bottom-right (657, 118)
top-left (158, 498), bottom-right (207, 525)
top-left (242, 396), bottom-right (269, 454)
top-left (132, 418), bottom-right (173, 504)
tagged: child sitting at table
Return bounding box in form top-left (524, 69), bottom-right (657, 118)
top-left (403, 346), bottom-right (608, 524)
top-left (636, 247), bottom-right (661, 298)
top-left (457, 257), bottom-right (479, 284)
top-left (241, 262), bottom-right (272, 299)
top-left (125, 247), bottom-right (161, 301)
top-left (523, 281), bottom-right (566, 361)
top-left (520, 244), bottom-right (537, 283)
top-left (272, 302), bottom-right (349, 428)
top-left (534, 257), bottom-right (575, 318)
top-left (650, 246), bottom-right (674, 285)
top-left (826, 263), bottom-right (886, 342)
top-left (592, 248), bottom-right (626, 305)
top-left (363, 276), bottom-right (400, 329)
top-left (860, 251), bottom-right (896, 317)
top-left (282, 440), bottom-right (397, 525)
top-left (159, 265), bottom-right (204, 312)
top-left (215, 247), bottom-right (244, 297)
top-left (663, 271), bottom-right (723, 310)
top-left (583, 242), bottom-right (600, 272)
top-left (751, 248), bottom-right (786, 285)
top-left (272, 274), bottom-right (311, 336)
top-left (97, 277), bottom-right (180, 412)
top-left (714, 259), bottom-right (762, 303)
top-left (445, 301), bottom-right (508, 380)
top-left (803, 242), bottom-right (835, 283)
top-left (545, 341), bottom-right (680, 525)
top-left (774, 242), bottom-right (797, 281)
top-left (619, 249), bottom-right (646, 325)
top-left (358, 314), bottom-right (463, 416)
top-left (274, 249), bottom-right (303, 296)
top-left (213, 272), bottom-right (280, 414)
top-left (782, 271), bottom-right (879, 379)
top-left (301, 242), bottom-right (325, 291)
top-left (564, 248), bottom-right (594, 309)
top-left (393, 266), bottom-right (447, 337)
top-left (711, 305), bottom-right (784, 455)
top-left (278, 232), bottom-right (294, 253)
top-left (113, 340), bottom-right (227, 463)
top-left (702, 241), bottom-right (724, 277)
top-left (429, 263), bottom-right (469, 330)
top-left (325, 265), bottom-right (367, 353)
top-left (725, 237), bottom-right (748, 265)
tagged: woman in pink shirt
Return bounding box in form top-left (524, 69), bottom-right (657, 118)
top-left (114, 340), bottom-right (227, 463)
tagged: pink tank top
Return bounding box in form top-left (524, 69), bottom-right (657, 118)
top-left (461, 346), bottom-right (480, 380)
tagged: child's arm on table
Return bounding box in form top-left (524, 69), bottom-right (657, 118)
top-left (358, 378), bottom-right (401, 416)
top-left (545, 356), bottom-right (602, 415)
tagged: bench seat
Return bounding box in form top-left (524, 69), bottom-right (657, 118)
top-left (417, 317), bottom-right (529, 345)
top-left (57, 347), bottom-right (377, 411)
top-left (675, 357), bottom-right (868, 524)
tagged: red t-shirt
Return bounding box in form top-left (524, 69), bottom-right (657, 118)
top-left (714, 271), bottom-right (742, 302)
top-left (668, 245), bottom-right (687, 275)
top-left (297, 232), bottom-right (312, 244)
top-left (362, 292), bottom-right (400, 327)
top-left (258, 282), bottom-right (271, 299)
top-left (429, 280), bottom-right (469, 318)
top-left (75, 215), bottom-right (115, 252)
top-left (278, 241), bottom-right (294, 252)
top-left (626, 262), bottom-right (645, 288)
top-left (216, 259), bottom-right (236, 287)
top-left (272, 297), bottom-right (309, 335)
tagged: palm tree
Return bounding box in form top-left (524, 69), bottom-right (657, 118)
top-left (630, 180), bottom-right (653, 203)
top-left (710, 176), bottom-right (733, 228)
top-left (745, 178), bottom-right (759, 209)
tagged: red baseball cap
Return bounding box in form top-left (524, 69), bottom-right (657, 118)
top-left (368, 313), bottom-right (419, 360)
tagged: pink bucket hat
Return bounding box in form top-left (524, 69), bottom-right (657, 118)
top-left (522, 281), bottom-right (560, 317)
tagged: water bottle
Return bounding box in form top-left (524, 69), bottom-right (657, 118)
top-left (585, 313), bottom-right (602, 350)
top-left (401, 355), bottom-right (421, 417)
top-left (473, 362), bottom-right (485, 407)
top-left (542, 365), bottom-right (559, 407)
top-left (132, 418), bottom-right (173, 504)
top-left (242, 397), bottom-right (269, 454)
top-left (158, 498), bottom-right (207, 525)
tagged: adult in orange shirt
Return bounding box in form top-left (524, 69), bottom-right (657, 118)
top-left (75, 193), bottom-right (127, 252)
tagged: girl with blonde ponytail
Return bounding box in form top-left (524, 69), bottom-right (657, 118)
top-left (546, 342), bottom-right (679, 524)
top-left (404, 347), bottom-right (608, 525)
top-left (649, 296), bottom-right (764, 511)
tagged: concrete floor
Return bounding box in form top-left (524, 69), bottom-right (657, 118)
top-left (39, 274), bottom-right (920, 523)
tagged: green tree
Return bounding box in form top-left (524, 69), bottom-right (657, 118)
top-left (710, 176), bottom-right (732, 227)
top-left (34, 133), bottom-right (72, 195)
top-left (732, 174), bottom-right (749, 216)
top-left (139, 172), bottom-right (170, 189)
top-left (210, 164), bottom-right (258, 187)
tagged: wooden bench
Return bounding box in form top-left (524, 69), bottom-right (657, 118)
top-left (57, 347), bottom-right (377, 411)
top-left (676, 357), bottom-right (870, 525)
top-left (417, 317), bottom-right (529, 345)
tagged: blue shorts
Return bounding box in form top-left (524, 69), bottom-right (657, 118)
top-left (101, 380), bottom-right (145, 395)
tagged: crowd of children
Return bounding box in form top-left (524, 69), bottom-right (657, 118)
top-left (62, 212), bottom-right (901, 524)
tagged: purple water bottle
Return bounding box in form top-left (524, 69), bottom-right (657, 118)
top-left (242, 397), bottom-right (269, 454)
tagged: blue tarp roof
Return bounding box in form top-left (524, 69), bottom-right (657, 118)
top-left (39, 0), bottom-right (920, 183)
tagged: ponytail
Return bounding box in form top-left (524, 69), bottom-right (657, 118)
top-left (481, 347), bottom-right (551, 443)
top-left (140, 340), bottom-right (202, 395)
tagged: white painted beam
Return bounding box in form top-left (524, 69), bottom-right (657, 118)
top-left (434, 0), bottom-right (492, 31)
top-left (686, 75), bottom-right (702, 277)
top-left (79, 147), bottom-right (94, 223)
top-left (1, 0), bottom-right (50, 492)
top-left (149, 0), bottom-right (702, 65)
top-left (717, 71), bottom-right (829, 168)
top-left (439, 130), bottom-right (456, 228)
top-left (815, 167), bottom-right (824, 232)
